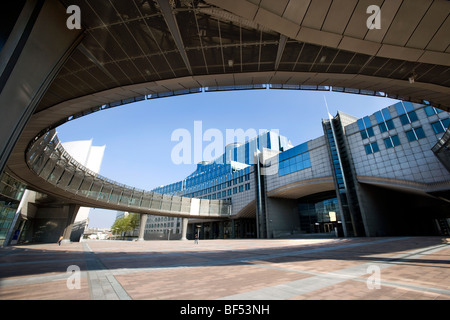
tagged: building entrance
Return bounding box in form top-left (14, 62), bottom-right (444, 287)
top-left (298, 191), bottom-right (343, 236)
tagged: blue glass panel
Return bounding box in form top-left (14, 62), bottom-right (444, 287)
top-left (400, 114), bottom-right (410, 125)
top-left (367, 127), bottom-right (375, 137)
top-left (386, 119), bottom-right (395, 130)
top-left (382, 108), bottom-right (392, 120)
top-left (364, 144), bottom-right (372, 154)
top-left (360, 130), bottom-right (368, 139)
top-left (406, 130), bottom-right (416, 141)
top-left (415, 127), bottom-right (426, 139)
top-left (384, 138), bottom-right (393, 149)
top-left (303, 159), bottom-right (311, 168)
top-left (379, 122), bottom-right (387, 133)
top-left (424, 106), bottom-right (436, 116)
top-left (374, 111), bottom-right (384, 124)
top-left (442, 118), bottom-right (450, 129)
top-left (431, 122), bottom-right (444, 134)
top-left (408, 111), bottom-right (418, 123)
top-left (371, 142), bottom-right (379, 153)
top-left (363, 116), bottom-right (372, 128)
top-left (298, 142), bottom-right (309, 154)
top-left (395, 103), bottom-right (405, 115)
top-left (403, 101), bottom-right (414, 112)
top-left (391, 135), bottom-right (400, 146)
top-left (357, 119), bottom-right (365, 130)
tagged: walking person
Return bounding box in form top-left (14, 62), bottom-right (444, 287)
top-left (58, 235), bottom-right (63, 246)
top-left (194, 233), bottom-right (199, 244)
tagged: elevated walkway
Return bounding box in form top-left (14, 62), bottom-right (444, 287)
top-left (25, 129), bottom-right (231, 219)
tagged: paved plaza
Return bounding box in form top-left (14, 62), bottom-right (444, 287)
top-left (0, 237), bottom-right (449, 300)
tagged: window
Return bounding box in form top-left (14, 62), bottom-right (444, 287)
top-left (233, 187), bottom-right (237, 194)
top-left (431, 121), bottom-right (445, 134)
top-left (386, 119), bottom-right (395, 130)
top-left (405, 130), bottom-right (416, 141)
top-left (384, 137), bottom-right (393, 149)
top-left (408, 111), bottom-right (419, 122)
top-left (278, 143), bottom-right (311, 177)
top-left (375, 108), bottom-right (395, 133)
top-left (406, 127), bottom-right (426, 142)
top-left (443, 118), bottom-right (450, 130)
top-left (431, 119), bottom-right (450, 134)
top-left (239, 185), bottom-right (243, 192)
top-left (378, 122), bottom-right (387, 133)
top-left (364, 142), bottom-right (380, 155)
top-left (391, 135), bottom-right (401, 146)
top-left (371, 142), bottom-right (379, 153)
top-left (383, 135), bottom-right (401, 149)
top-left (399, 111), bottom-right (418, 125)
top-left (424, 106), bottom-right (444, 116)
top-left (415, 127), bottom-right (426, 139)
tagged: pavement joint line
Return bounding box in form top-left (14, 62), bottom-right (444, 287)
top-left (216, 242), bottom-right (450, 300)
top-left (82, 243), bottom-right (132, 300)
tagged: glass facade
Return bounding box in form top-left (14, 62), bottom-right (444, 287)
top-left (298, 192), bottom-right (341, 234)
top-left (153, 131), bottom-right (292, 201)
top-left (0, 172), bottom-right (26, 245)
top-left (278, 142), bottom-right (311, 176)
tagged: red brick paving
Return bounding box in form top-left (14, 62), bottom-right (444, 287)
top-left (0, 237), bottom-right (449, 300)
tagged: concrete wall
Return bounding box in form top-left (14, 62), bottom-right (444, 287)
top-left (265, 197), bottom-right (300, 238)
top-left (21, 204), bottom-right (78, 243)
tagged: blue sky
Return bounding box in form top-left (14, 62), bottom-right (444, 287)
top-left (56, 88), bottom-right (399, 228)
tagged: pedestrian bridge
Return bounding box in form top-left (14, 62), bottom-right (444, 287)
top-left (26, 129), bottom-right (231, 219)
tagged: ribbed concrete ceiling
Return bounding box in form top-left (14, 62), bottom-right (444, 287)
top-left (36, 0), bottom-right (449, 115)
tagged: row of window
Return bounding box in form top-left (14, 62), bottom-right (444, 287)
top-left (359, 103), bottom-right (448, 142)
top-left (184, 174), bottom-right (252, 197)
top-left (278, 143), bottom-right (311, 177)
top-left (364, 119), bottom-right (442, 154)
top-left (185, 182), bottom-right (252, 200)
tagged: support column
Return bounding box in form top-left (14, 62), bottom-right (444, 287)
top-left (138, 213), bottom-right (148, 241)
top-left (219, 221), bottom-right (224, 239)
top-left (181, 217), bottom-right (189, 240)
top-left (61, 204), bottom-right (80, 243)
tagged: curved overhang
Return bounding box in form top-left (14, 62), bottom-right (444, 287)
top-left (357, 176), bottom-right (450, 202)
top-left (267, 176), bottom-right (335, 199)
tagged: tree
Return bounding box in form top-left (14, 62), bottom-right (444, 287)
top-left (111, 213), bottom-right (140, 239)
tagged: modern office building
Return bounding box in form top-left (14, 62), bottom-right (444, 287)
top-left (147, 101), bottom-right (450, 239)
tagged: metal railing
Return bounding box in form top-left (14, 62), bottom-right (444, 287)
top-left (25, 129), bottom-right (231, 217)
